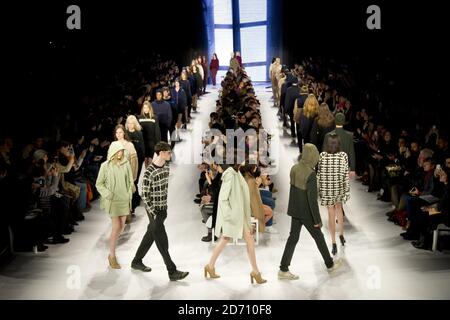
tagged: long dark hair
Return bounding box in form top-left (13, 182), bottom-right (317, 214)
top-left (324, 133), bottom-right (341, 154)
top-left (114, 124), bottom-right (131, 142)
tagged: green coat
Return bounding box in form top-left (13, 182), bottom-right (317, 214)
top-left (96, 141), bottom-right (134, 217)
top-left (288, 143), bottom-right (322, 225)
top-left (287, 174), bottom-right (322, 225)
top-left (323, 127), bottom-right (356, 171)
top-left (215, 167), bottom-right (252, 239)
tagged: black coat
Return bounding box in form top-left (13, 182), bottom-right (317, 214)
top-left (180, 79), bottom-right (192, 105)
top-left (127, 130), bottom-right (145, 160)
top-left (138, 116), bottom-right (161, 157)
top-left (310, 119), bottom-right (335, 152)
top-left (171, 88), bottom-right (187, 114)
top-left (287, 173), bottom-right (322, 225)
top-left (285, 85), bottom-right (301, 115)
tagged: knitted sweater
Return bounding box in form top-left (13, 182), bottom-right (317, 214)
top-left (141, 162), bottom-right (170, 218)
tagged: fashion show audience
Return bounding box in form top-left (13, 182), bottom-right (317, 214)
top-left (271, 55), bottom-right (449, 252)
top-left (1, 51), bottom-right (449, 260)
top-left (0, 52), bottom-right (210, 254)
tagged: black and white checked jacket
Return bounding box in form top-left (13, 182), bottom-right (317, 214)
top-left (141, 163), bottom-right (170, 218)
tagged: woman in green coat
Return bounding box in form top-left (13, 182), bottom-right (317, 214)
top-left (96, 141), bottom-right (134, 269)
top-left (204, 160), bottom-right (267, 285)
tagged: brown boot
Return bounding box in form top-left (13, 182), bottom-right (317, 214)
top-left (108, 255), bottom-right (121, 269)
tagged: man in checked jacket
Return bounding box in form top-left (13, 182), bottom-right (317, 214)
top-left (131, 142), bottom-right (189, 281)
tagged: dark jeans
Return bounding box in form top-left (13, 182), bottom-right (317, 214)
top-left (133, 210), bottom-right (177, 273)
top-left (280, 216), bottom-right (333, 271)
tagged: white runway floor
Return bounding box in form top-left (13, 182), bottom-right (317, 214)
top-left (1, 85), bottom-right (450, 300)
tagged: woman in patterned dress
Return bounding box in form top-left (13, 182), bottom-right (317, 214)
top-left (318, 133), bottom-right (350, 255)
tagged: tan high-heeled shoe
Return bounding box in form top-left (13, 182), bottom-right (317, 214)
top-left (204, 265), bottom-right (220, 279)
top-left (108, 255), bottom-right (121, 269)
top-left (250, 271), bottom-right (267, 284)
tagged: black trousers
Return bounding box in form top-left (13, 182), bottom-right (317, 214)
top-left (132, 156), bottom-right (144, 211)
top-left (296, 123), bottom-right (304, 153)
top-left (280, 216), bottom-right (333, 271)
top-left (133, 210), bottom-right (177, 273)
top-left (160, 123), bottom-right (169, 142)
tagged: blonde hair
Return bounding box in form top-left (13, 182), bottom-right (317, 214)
top-left (303, 94), bottom-right (320, 118)
top-left (126, 115), bottom-right (142, 131)
top-left (141, 101), bottom-right (155, 119)
top-left (317, 103), bottom-right (335, 128)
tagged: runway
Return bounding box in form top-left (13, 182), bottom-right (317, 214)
top-left (1, 85), bottom-right (450, 300)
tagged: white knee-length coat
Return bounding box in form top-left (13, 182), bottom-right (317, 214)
top-left (214, 167), bottom-right (252, 239)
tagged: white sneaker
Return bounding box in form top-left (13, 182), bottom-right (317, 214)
top-left (327, 259), bottom-right (342, 273)
top-left (278, 270), bottom-right (299, 280)
top-left (265, 226), bottom-right (278, 234)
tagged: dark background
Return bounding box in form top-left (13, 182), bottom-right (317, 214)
top-left (3, 0), bottom-right (448, 138)
top-left (280, 0), bottom-right (449, 126)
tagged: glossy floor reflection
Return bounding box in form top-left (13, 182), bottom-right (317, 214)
top-left (1, 85), bottom-right (449, 300)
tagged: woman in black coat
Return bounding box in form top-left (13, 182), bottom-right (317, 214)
top-left (126, 115), bottom-right (146, 212)
top-left (138, 101), bottom-right (161, 168)
top-left (180, 71), bottom-right (192, 124)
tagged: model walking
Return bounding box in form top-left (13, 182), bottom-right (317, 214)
top-left (204, 156), bottom-right (267, 285)
top-left (318, 133), bottom-right (350, 255)
top-left (279, 143), bottom-right (341, 280)
top-left (131, 142), bottom-right (189, 281)
top-left (96, 141), bottom-right (134, 269)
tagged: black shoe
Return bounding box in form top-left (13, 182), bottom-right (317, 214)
top-left (201, 234), bottom-right (212, 242)
top-left (194, 198), bottom-right (201, 204)
top-left (196, 194), bottom-right (202, 198)
top-left (339, 235), bottom-right (346, 246)
top-left (37, 244), bottom-right (48, 252)
top-left (131, 260), bottom-right (152, 272)
top-left (401, 232), bottom-right (419, 241)
top-left (412, 240), bottom-right (427, 250)
top-left (53, 236), bottom-right (70, 244)
top-left (169, 270), bottom-right (189, 281)
top-left (331, 243), bottom-right (337, 255)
